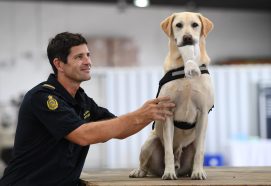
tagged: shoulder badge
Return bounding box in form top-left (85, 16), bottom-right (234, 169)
top-left (83, 110), bottom-right (91, 119)
top-left (47, 95), bottom-right (58, 110)
top-left (42, 84), bottom-right (55, 90)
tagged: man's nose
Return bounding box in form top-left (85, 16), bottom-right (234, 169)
top-left (84, 56), bottom-right (91, 65)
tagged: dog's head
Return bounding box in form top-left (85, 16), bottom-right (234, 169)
top-left (161, 12), bottom-right (213, 63)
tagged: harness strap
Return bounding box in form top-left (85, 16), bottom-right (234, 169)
top-left (156, 64), bottom-right (209, 97)
top-left (152, 64), bottom-right (213, 130)
top-left (174, 121), bottom-right (196, 130)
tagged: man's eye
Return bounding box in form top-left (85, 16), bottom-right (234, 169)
top-left (76, 55), bottom-right (83, 59)
top-left (192, 22), bottom-right (199, 28)
top-left (176, 23), bottom-right (183, 28)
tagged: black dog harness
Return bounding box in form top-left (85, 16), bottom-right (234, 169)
top-left (152, 64), bottom-right (214, 130)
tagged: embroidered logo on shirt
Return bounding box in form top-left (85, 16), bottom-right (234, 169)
top-left (83, 110), bottom-right (90, 119)
top-left (47, 95), bottom-right (58, 110)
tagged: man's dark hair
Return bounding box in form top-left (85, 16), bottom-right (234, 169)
top-left (47, 32), bottom-right (88, 74)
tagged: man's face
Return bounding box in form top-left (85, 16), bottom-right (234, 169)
top-left (62, 44), bottom-right (91, 82)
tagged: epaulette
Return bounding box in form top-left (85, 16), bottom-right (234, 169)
top-left (42, 84), bottom-right (55, 90)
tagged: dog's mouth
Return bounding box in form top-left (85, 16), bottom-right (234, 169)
top-left (180, 41), bottom-right (194, 47)
top-left (177, 42), bottom-right (194, 47)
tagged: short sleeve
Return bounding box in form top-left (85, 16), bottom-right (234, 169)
top-left (31, 92), bottom-right (85, 141)
top-left (88, 98), bottom-right (116, 121)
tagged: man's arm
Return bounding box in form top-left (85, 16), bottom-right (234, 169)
top-left (65, 97), bottom-right (175, 146)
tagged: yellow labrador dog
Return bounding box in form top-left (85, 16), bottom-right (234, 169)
top-left (130, 12), bottom-right (214, 180)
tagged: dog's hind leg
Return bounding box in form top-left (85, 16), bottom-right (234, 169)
top-left (177, 142), bottom-right (195, 177)
top-left (174, 146), bottom-right (182, 170)
top-left (191, 111), bottom-right (208, 180)
top-left (129, 131), bottom-right (162, 178)
top-left (148, 138), bottom-right (164, 177)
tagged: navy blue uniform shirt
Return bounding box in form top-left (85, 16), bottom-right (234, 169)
top-left (0, 74), bottom-right (115, 186)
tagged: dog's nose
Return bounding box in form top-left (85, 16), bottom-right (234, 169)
top-left (183, 35), bottom-right (193, 44)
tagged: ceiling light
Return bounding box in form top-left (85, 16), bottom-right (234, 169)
top-left (134, 0), bottom-right (150, 8)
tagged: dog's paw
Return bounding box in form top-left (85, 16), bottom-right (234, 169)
top-left (184, 60), bottom-right (201, 78)
top-left (129, 168), bottom-right (147, 178)
top-left (191, 168), bottom-right (207, 180)
top-left (174, 162), bottom-right (180, 170)
top-left (162, 170), bottom-right (177, 180)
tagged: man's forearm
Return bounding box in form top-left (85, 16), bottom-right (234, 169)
top-left (114, 111), bottom-right (149, 139)
top-left (82, 111), bottom-right (147, 144)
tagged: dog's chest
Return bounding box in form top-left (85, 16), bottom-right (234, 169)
top-left (160, 75), bottom-right (213, 108)
top-left (159, 74), bottom-right (214, 124)
top-left (164, 77), bottom-right (200, 94)
top-left (155, 126), bottom-right (195, 148)
top-left (173, 129), bottom-right (195, 148)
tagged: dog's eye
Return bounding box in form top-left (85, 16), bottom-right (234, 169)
top-left (176, 23), bottom-right (183, 28)
top-left (192, 22), bottom-right (199, 28)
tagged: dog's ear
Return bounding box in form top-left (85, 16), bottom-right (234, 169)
top-left (198, 14), bottom-right (213, 37)
top-left (160, 14), bottom-right (175, 37)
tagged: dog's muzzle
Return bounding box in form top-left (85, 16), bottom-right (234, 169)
top-left (176, 34), bottom-right (195, 47)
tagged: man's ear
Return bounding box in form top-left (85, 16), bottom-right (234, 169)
top-left (160, 14), bottom-right (175, 37)
top-left (53, 58), bottom-right (64, 72)
top-left (198, 14), bottom-right (213, 37)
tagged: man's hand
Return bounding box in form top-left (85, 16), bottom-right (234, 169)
top-left (134, 97), bottom-right (175, 125)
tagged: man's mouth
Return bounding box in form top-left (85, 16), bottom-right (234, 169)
top-left (81, 65), bottom-right (91, 72)
top-left (81, 68), bottom-right (90, 73)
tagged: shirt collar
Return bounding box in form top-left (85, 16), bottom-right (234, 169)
top-left (46, 74), bottom-right (85, 106)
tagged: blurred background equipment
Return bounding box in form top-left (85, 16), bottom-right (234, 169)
top-left (0, 94), bottom-right (24, 167)
top-left (0, 109), bottom-right (15, 167)
top-left (258, 81), bottom-right (271, 139)
top-left (87, 37), bottom-right (138, 67)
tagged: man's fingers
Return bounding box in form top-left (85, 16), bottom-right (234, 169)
top-left (150, 96), bottom-right (171, 104)
top-left (152, 98), bottom-right (175, 119)
top-left (153, 106), bottom-right (174, 122)
top-left (155, 115), bottom-right (166, 121)
top-left (157, 102), bottom-right (175, 109)
top-left (162, 110), bottom-right (173, 116)
top-left (158, 109), bottom-right (173, 116)
top-left (142, 97), bottom-right (175, 123)
top-left (154, 112), bottom-right (167, 121)
top-left (154, 110), bottom-right (173, 121)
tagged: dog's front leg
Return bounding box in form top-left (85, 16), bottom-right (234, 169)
top-left (191, 111), bottom-right (208, 180)
top-left (178, 45), bottom-right (201, 78)
top-left (162, 117), bottom-right (177, 180)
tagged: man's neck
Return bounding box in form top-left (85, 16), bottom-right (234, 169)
top-left (57, 75), bottom-right (80, 98)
